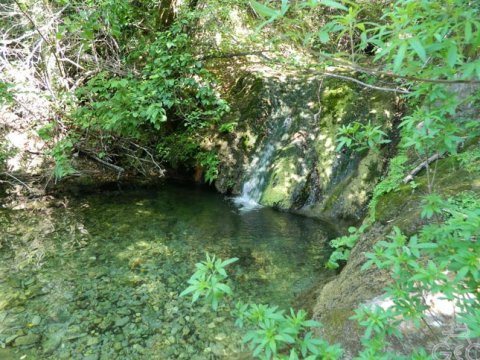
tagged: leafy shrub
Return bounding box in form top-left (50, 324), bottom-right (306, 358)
top-left (182, 254), bottom-right (343, 359)
top-left (0, 81), bottom-right (14, 106)
top-left (368, 154), bottom-right (408, 220)
top-left (336, 121), bottom-right (390, 153)
top-left (255, 0), bottom-right (480, 357)
top-left (50, 139), bottom-right (77, 181)
top-left (71, 15), bottom-right (230, 177)
top-left (237, 304), bottom-right (342, 360)
top-left (75, 18), bottom-right (229, 138)
top-left (218, 121), bottom-right (238, 134)
top-left (326, 224), bottom-right (367, 269)
top-left (180, 253), bottom-right (238, 310)
top-left (455, 148), bottom-right (480, 173)
top-left (196, 151), bottom-right (220, 184)
top-left (359, 198), bottom-right (480, 350)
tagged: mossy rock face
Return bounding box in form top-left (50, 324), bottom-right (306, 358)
top-left (375, 155), bottom-right (480, 230)
top-left (310, 153), bottom-right (480, 357)
top-left (214, 73), bottom-right (271, 194)
top-left (215, 69), bottom-right (399, 219)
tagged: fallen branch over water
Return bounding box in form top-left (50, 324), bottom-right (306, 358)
top-left (79, 151), bottom-right (125, 179)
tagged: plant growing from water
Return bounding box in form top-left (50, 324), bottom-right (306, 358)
top-left (239, 305), bottom-right (343, 360)
top-left (180, 253), bottom-right (238, 310)
top-left (182, 254), bottom-right (343, 359)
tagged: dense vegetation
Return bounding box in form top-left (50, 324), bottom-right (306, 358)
top-left (1, 0), bottom-right (479, 359)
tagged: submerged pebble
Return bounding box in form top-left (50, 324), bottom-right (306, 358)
top-left (0, 184), bottom-right (334, 358)
top-left (14, 333), bottom-right (40, 347)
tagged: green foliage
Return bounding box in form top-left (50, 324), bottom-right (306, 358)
top-left (75, 19), bottom-right (229, 138)
top-left (336, 121), bottom-right (390, 153)
top-left (156, 133), bottom-right (200, 170)
top-left (455, 148), bottom-right (480, 173)
top-left (238, 304), bottom-right (342, 360)
top-left (0, 81), bottom-right (14, 105)
top-left (37, 124), bottom-right (77, 180)
top-left (361, 197), bottom-right (480, 354)
top-left (218, 121), bottom-right (238, 134)
top-left (182, 255), bottom-right (343, 359)
top-left (69, 12), bottom-right (231, 175)
top-left (180, 253), bottom-right (238, 310)
top-left (55, 0), bottom-right (162, 49)
top-left (250, 0), bottom-right (290, 28)
top-left (446, 190), bottom-right (480, 212)
top-left (252, 0), bottom-right (480, 357)
top-left (37, 123), bottom-right (55, 142)
top-left (50, 139), bottom-right (77, 181)
top-left (327, 224), bottom-right (367, 269)
top-left (196, 151), bottom-right (220, 184)
top-left (368, 154), bottom-right (408, 218)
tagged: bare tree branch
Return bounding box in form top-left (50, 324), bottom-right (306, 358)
top-left (403, 153), bottom-right (444, 184)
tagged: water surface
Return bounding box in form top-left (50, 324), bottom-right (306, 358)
top-left (0, 183), bottom-right (335, 359)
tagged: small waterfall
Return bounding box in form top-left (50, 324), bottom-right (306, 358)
top-left (234, 114), bottom-right (293, 211)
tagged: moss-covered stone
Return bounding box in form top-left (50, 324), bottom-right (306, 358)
top-left (309, 151), bottom-right (480, 357)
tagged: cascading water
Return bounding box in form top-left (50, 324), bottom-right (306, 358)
top-left (234, 111), bottom-right (293, 211)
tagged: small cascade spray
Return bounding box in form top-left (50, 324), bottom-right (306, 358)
top-left (234, 114), bottom-right (292, 211)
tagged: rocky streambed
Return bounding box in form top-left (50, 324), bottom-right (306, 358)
top-left (0, 183), bottom-right (336, 359)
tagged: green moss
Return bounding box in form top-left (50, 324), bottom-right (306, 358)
top-left (260, 145), bottom-right (305, 208)
top-left (320, 309), bottom-right (359, 344)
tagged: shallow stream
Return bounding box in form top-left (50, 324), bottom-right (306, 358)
top-left (0, 183), bottom-right (335, 359)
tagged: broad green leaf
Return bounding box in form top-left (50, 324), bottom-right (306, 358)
top-left (393, 43), bottom-right (407, 72)
top-left (180, 285), bottom-right (196, 297)
top-left (216, 283), bottom-right (232, 295)
top-left (319, 0), bottom-right (348, 11)
top-left (221, 257), bottom-right (239, 267)
top-left (318, 30), bottom-right (330, 43)
top-left (447, 45), bottom-right (458, 68)
top-left (465, 21), bottom-right (473, 42)
top-left (409, 38), bottom-right (426, 62)
top-left (303, 319), bottom-right (321, 327)
top-left (243, 331), bottom-right (256, 344)
top-left (250, 0), bottom-right (280, 19)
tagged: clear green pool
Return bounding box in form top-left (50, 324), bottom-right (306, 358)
top-left (0, 183), bottom-right (335, 359)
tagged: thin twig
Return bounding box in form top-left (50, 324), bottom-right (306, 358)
top-left (1, 172), bottom-right (32, 192)
top-left (13, 0), bottom-right (67, 81)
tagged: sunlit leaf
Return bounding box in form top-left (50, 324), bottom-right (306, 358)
top-left (409, 38), bottom-right (426, 62)
top-left (393, 43), bottom-right (407, 72)
top-left (319, 0), bottom-right (348, 11)
top-left (447, 44), bottom-right (458, 68)
top-left (250, 0), bottom-right (280, 19)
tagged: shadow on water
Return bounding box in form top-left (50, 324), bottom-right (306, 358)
top-left (0, 183), bottom-right (336, 359)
